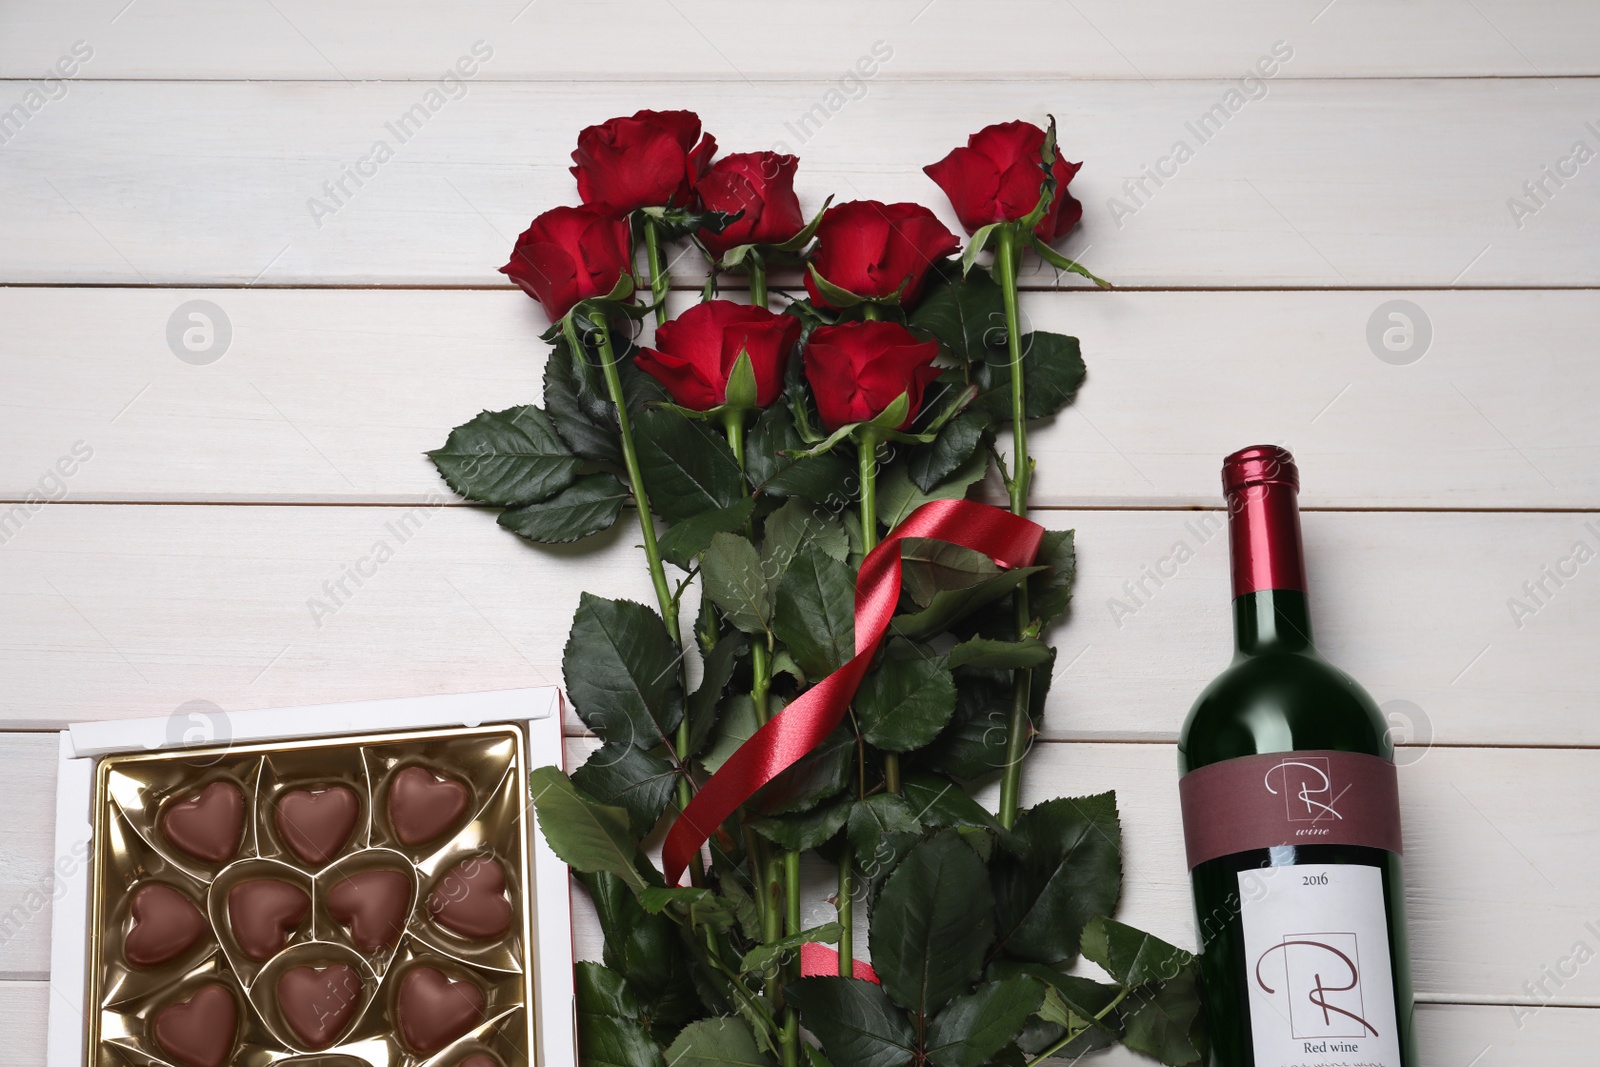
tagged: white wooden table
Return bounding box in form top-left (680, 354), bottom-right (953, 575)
top-left (2, 3), bottom-right (1597, 1062)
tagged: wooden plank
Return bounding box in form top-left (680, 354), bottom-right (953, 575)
top-left (0, 505), bottom-right (1593, 748)
top-left (3, 1), bottom-right (1598, 80)
top-left (3, 79), bottom-right (1598, 287)
top-left (4, 733), bottom-right (1595, 1008)
top-left (4, 287), bottom-right (1596, 508)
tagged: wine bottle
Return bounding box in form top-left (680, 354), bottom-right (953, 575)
top-left (1178, 446), bottom-right (1416, 1067)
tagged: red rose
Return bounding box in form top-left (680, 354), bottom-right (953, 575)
top-left (499, 206), bottom-right (632, 321)
top-left (696, 152), bottom-right (806, 259)
top-left (803, 321), bottom-right (942, 430)
top-left (636, 300), bottom-right (800, 410)
top-left (803, 201), bottom-right (960, 309)
top-left (923, 121), bottom-right (1084, 241)
top-left (571, 109), bottom-right (717, 213)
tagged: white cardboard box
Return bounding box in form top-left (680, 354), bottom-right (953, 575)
top-left (46, 687), bottom-right (576, 1067)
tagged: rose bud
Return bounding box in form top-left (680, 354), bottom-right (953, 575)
top-left (499, 206), bottom-right (633, 322)
top-left (696, 152), bottom-right (806, 259)
top-left (636, 300), bottom-right (801, 411)
top-left (803, 320), bottom-right (943, 430)
top-left (803, 200), bottom-right (960, 309)
top-left (571, 109), bottom-right (717, 213)
top-left (924, 120), bottom-right (1084, 242)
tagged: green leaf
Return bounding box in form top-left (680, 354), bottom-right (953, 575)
top-left (961, 223), bottom-right (1002, 276)
top-left (428, 405), bottom-right (581, 506)
top-left (748, 403), bottom-right (853, 501)
top-left (1029, 529), bottom-right (1076, 627)
top-left (575, 961), bottom-right (645, 1021)
top-left (739, 923), bottom-right (843, 978)
top-left (544, 340), bottom-right (623, 463)
top-left (581, 871), bottom-right (700, 1032)
top-left (687, 631), bottom-right (748, 758)
top-left (876, 448), bottom-right (989, 530)
top-left (658, 498), bottom-right (758, 571)
top-left (900, 774), bottom-right (1001, 833)
top-left (945, 636), bottom-right (1053, 671)
top-left (761, 499), bottom-right (849, 585)
top-left (571, 742), bottom-right (679, 836)
top-left (924, 977), bottom-right (1045, 1067)
top-left (529, 767), bottom-right (645, 891)
top-left (755, 725), bottom-right (853, 815)
top-left (748, 794), bottom-right (850, 851)
top-left (1078, 916), bottom-right (1193, 988)
top-left (847, 793), bottom-right (923, 876)
top-left (772, 544), bottom-right (856, 678)
top-left (898, 541), bottom-right (1000, 608)
top-left (665, 1017), bottom-right (775, 1067)
top-left (578, 1013), bottom-right (666, 1067)
top-left (785, 977), bottom-right (917, 1067)
top-left (920, 668), bottom-right (1012, 779)
top-left (1117, 960), bottom-right (1204, 1065)
top-left (636, 886), bottom-right (743, 933)
top-left (563, 593), bottom-right (685, 749)
top-left (702, 532), bottom-right (772, 634)
top-left (909, 265), bottom-right (1005, 366)
top-left (891, 568), bottom-right (1040, 643)
top-left (973, 332), bottom-right (1086, 422)
top-left (648, 204), bottom-right (746, 241)
top-left (907, 413), bottom-right (987, 493)
top-left (870, 833), bottom-right (995, 1018)
top-left (992, 795), bottom-right (1122, 965)
top-left (498, 472), bottom-right (629, 544)
top-left (855, 643), bottom-right (958, 752)
top-left (634, 407), bottom-right (746, 523)
top-left (700, 694), bottom-right (763, 774)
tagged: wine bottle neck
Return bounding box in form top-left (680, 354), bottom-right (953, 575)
top-left (1223, 447), bottom-right (1312, 654)
top-left (1233, 589), bottom-right (1315, 654)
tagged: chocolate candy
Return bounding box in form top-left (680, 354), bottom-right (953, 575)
top-left (153, 983), bottom-right (237, 1067)
top-left (457, 1055), bottom-right (504, 1067)
top-left (227, 878), bottom-right (310, 961)
top-left (277, 962), bottom-right (363, 1050)
top-left (275, 784), bottom-right (359, 865)
top-left (387, 766), bottom-right (470, 846)
top-left (160, 781), bottom-right (245, 864)
top-left (427, 855), bottom-right (512, 941)
top-left (396, 964), bottom-right (486, 1055)
top-left (326, 868), bottom-right (411, 952)
top-left (124, 883), bottom-right (207, 968)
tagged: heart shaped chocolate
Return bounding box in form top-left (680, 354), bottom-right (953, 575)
top-left (396, 964), bottom-right (485, 1055)
top-left (387, 766), bottom-right (470, 846)
top-left (124, 882), bottom-right (207, 968)
top-left (160, 781), bottom-right (245, 864)
top-left (276, 784), bottom-right (360, 865)
top-left (228, 877), bottom-right (310, 961)
top-left (457, 1055), bottom-right (502, 1067)
top-left (427, 855), bottom-right (511, 941)
top-left (277, 962), bottom-right (364, 1050)
top-left (154, 983), bottom-right (237, 1067)
top-left (327, 868), bottom-right (411, 952)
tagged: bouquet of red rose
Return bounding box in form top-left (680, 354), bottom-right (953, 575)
top-left (431, 110), bottom-right (1203, 1067)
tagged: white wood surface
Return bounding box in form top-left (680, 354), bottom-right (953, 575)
top-left (4, 2), bottom-right (1597, 1062)
top-left (4, 1), bottom-right (1600, 80)
top-left (4, 79), bottom-right (1600, 288)
top-left (4, 288), bottom-right (1597, 509)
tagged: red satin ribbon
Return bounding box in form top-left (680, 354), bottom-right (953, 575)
top-left (662, 498), bottom-right (1045, 886)
top-left (800, 943), bottom-right (879, 983)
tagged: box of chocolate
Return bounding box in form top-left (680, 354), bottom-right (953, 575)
top-left (46, 688), bottom-right (574, 1067)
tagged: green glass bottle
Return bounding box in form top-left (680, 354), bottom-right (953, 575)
top-left (1178, 446), bottom-right (1416, 1066)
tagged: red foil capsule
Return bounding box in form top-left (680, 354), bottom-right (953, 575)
top-left (1222, 445), bottom-right (1307, 597)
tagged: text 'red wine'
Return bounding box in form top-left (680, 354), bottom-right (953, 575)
top-left (1178, 446), bottom-right (1416, 1067)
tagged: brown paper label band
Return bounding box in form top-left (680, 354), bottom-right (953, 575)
top-left (1179, 750), bottom-right (1402, 870)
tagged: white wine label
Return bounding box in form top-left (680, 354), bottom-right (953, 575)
top-left (1236, 863), bottom-right (1402, 1067)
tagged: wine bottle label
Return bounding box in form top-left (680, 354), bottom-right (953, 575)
top-left (1237, 863), bottom-right (1403, 1066)
top-left (1179, 750), bottom-right (1402, 869)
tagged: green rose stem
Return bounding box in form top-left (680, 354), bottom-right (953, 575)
top-left (642, 215), bottom-right (670, 327)
top-left (994, 224), bottom-right (1032, 830)
top-left (587, 307), bottom-right (701, 883)
top-left (724, 405), bottom-right (797, 1067)
top-left (747, 252), bottom-right (768, 309)
top-left (1025, 985), bottom-right (1131, 1066)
